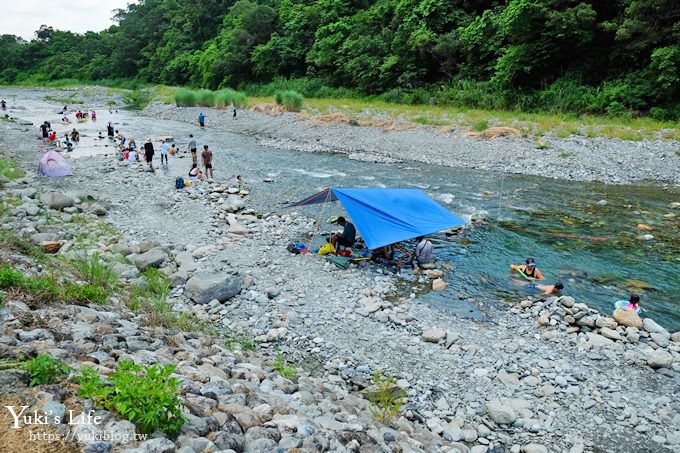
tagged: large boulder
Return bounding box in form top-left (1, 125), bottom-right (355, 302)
top-left (128, 247), bottom-right (168, 271)
top-left (42, 192), bottom-right (74, 210)
top-left (595, 317), bottom-right (617, 329)
top-left (486, 400), bottom-right (517, 425)
top-left (642, 318), bottom-right (670, 338)
top-left (223, 195), bottom-right (246, 213)
top-left (599, 327), bottom-right (622, 341)
top-left (185, 272), bottom-right (241, 304)
top-left (645, 349), bottom-right (673, 369)
top-left (613, 308), bottom-right (642, 328)
top-left (422, 328), bottom-right (446, 343)
top-left (585, 332), bottom-right (614, 349)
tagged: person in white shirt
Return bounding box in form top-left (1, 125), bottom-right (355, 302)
top-left (414, 236), bottom-right (435, 268)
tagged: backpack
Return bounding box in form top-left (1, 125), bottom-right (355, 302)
top-left (175, 177), bottom-right (185, 189)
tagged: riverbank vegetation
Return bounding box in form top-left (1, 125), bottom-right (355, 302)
top-left (0, 0), bottom-right (678, 120)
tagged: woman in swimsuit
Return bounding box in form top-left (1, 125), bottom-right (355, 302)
top-left (511, 257), bottom-right (545, 280)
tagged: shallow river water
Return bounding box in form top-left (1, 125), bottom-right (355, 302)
top-left (4, 90), bottom-right (679, 331)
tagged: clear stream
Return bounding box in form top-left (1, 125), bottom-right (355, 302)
top-left (4, 90), bottom-right (679, 331)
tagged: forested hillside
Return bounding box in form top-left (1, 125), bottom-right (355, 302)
top-left (1, 0), bottom-right (679, 118)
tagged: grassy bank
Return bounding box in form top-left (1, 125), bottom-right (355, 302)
top-left (246, 95), bottom-right (680, 142)
top-left (3, 80), bottom-right (679, 141)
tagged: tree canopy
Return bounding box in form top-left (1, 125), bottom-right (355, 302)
top-left (2, 0), bottom-right (678, 117)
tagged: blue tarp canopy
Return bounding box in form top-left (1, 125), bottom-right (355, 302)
top-left (287, 188), bottom-right (465, 249)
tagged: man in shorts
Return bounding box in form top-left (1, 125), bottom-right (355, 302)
top-left (40, 122), bottom-right (49, 143)
top-left (188, 134), bottom-right (197, 164)
top-left (201, 145), bottom-right (213, 179)
top-left (144, 139), bottom-right (155, 171)
top-left (159, 139), bottom-right (169, 165)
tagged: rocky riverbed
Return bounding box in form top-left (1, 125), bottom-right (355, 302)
top-left (142, 103), bottom-right (680, 186)
top-left (1, 93), bottom-right (680, 453)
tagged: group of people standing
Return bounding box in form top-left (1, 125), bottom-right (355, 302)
top-left (110, 128), bottom-right (214, 179)
top-left (187, 134), bottom-right (214, 180)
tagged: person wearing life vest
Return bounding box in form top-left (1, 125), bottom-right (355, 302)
top-left (614, 293), bottom-right (645, 314)
top-left (511, 257), bottom-right (545, 280)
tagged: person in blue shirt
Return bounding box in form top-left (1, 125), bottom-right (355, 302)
top-left (198, 112), bottom-right (206, 127)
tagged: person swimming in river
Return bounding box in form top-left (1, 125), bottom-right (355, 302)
top-left (512, 278), bottom-right (563, 296)
top-left (71, 128), bottom-right (80, 143)
top-left (1, 100), bottom-right (6, 110)
top-left (511, 258), bottom-right (545, 280)
top-left (614, 293), bottom-right (645, 314)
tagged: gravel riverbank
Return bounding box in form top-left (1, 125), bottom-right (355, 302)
top-left (143, 103), bottom-right (680, 186)
top-left (1, 107), bottom-right (680, 453)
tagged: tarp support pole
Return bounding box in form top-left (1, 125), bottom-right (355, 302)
top-left (305, 188), bottom-right (333, 257)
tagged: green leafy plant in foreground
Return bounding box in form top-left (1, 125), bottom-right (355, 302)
top-left (22, 354), bottom-right (70, 386)
top-left (369, 371), bottom-right (406, 424)
top-left (77, 361), bottom-right (185, 435)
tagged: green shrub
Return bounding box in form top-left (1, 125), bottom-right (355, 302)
top-left (473, 120), bottom-right (489, 132)
top-left (0, 264), bottom-right (24, 288)
top-left (196, 89), bottom-right (216, 107)
top-left (274, 90), bottom-right (304, 111)
top-left (175, 89), bottom-right (197, 107)
top-left (77, 361), bottom-right (185, 435)
top-left (70, 252), bottom-right (118, 289)
top-left (215, 88), bottom-right (247, 108)
top-left (124, 89), bottom-right (152, 110)
top-left (22, 354), bottom-right (70, 386)
top-left (369, 371), bottom-right (406, 424)
top-left (63, 282), bottom-right (108, 304)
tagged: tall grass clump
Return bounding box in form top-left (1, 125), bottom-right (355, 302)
top-left (175, 89), bottom-right (197, 107)
top-left (196, 89), bottom-right (216, 107)
top-left (215, 88), bottom-right (246, 108)
top-left (275, 90), bottom-right (304, 112)
top-left (70, 252), bottom-right (118, 290)
top-left (124, 89), bottom-right (152, 110)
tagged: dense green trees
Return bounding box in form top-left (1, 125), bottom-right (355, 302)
top-left (1, 0), bottom-right (678, 117)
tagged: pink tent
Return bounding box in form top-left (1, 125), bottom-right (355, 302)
top-left (38, 150), bottom-right (72, 177)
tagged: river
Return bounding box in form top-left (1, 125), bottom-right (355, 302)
top-left (4, 89), bottom-right (679, 331)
